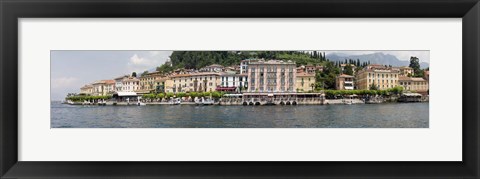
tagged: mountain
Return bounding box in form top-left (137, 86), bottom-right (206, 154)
top-left (326, 52), bottom-right (429, 69)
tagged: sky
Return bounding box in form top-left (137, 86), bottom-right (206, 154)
top-left (51, 50), bottom-right (429, 101)
top-left (51, 50), bottom-right (172, 100)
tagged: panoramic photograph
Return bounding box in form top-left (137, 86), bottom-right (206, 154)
top-left (51, 50), bottom-right (429, 128)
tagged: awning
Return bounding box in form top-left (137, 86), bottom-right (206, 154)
top-left (114, 92), bottom-right (138, 96)
top-left (215, 87), bottom-right (237, 91)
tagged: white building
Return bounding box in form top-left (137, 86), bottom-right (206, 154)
top-left (114, 75), bottom-right (127, 92)
top-left (122, 77), bottom-right (140, 92)
top-left (218, 72), bottom-right (248, 92)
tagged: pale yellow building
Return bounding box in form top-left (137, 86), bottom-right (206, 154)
top-left (169, 72), bottom-right (221, 93)
top-left (91, 80), bottom-right (115, 96)
top-left (80, 84), bottom-right (94, 95)
top-left (296, 72), bottom-right (316, 92)
top-left (356, 65), bottom-right (400, 90)
top-left (139, 71), bottom-right (164, 92)
top-left (399, 76), bottom-right (429, 92)
top-left (399, 66), bottom-right (414, 77)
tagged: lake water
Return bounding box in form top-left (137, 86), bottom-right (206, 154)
top-left (50, 102), bottom-right (429, 128)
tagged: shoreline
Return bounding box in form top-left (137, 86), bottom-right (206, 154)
top-left (60, 98), bottom-right (428, 106)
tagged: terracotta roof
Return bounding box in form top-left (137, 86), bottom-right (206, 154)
top-left (102, 80), bottom-right (115, 84)
top-left (398, 77), bottom-right (427, 82)
top-left (337, 74), bottom-right (355, 78)
top-left (296, 72), bottom-right (315, 77)
top-left (122, 77), bottom-right (139, 82)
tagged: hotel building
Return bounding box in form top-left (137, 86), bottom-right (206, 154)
top-left (169, 72), bottom-right (221, 93)
top-left (247, 60), bottom-right (296, 93)
top-left (92, 80), bottom-right (115, 96)
top-left (356, 65), bottom-right (400, 90)
top-left (295, 72), bottom-right (316, 92)
top-left (218, 72), bottom-right (248, 92)
top-left (335, 74), bottom-right (355, 90)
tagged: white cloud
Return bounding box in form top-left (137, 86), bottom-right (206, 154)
top-left (127, 51), bottom-right (172, 73)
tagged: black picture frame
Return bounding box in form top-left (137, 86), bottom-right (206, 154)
top-left (1, 0), bottom-right (479, 178)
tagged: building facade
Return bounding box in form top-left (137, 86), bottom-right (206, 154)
top-left (218, 72), bottom-right (248, 92)
top-left (91, 80), bottom-right (115, 96)
top-left (114, 75), bottom-right (127, 92)
top-left (139, 71), bottom-right (164, 92)
top-left (80, 84), bottom-right (94, 95)
top-left (356, 65), bottom-right (400, 90)
top-left (122, 77), bottom-right (140, 92)
top-left (398, 66), bottom-right (414, 77)
top-left (336, 74), bottom-right (355, 90)
top-left (398, 77), bottom-right (429, 92)
top-left (170, 72), bottom-right (221, 93)
top-left (295, 72), bottom-right (316, 92)
top-left (247, 60), bottom-right (296, 93)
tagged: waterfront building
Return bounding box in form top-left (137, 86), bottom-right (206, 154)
top-left (356, 64), bottom-right (400, 90)
top-left (247, 60), bottom-right (296, 93)
top-left (398, 66), bottom-right (414, 77)
top-left (164, 78), bottom-right (174, 93)
top-left (122, 77), bottom-right (140, 92)
top-left (335, 74), bottom-right (355, 90)
top-left (199, 64), bottom-right (224, 72)
top-left (153, 76), bottom-right (170, 93)
top-left (398, 76), bottom-right (429, 92)
top-left (114, 75), bottom-right (128, 92)
top-left (170, 72), bottom-right (221, 93)
top-left (217, 72), bottom-right (248, 92)
top-left (80, 84), bottom-right (94, 95)
top-left (139, 71), bottom-right (164, 92)
top-left (103, 80), bottom-right (115, 95)
top-left (92, 80), bottom-right (115, 96)
top-left (240, 59), bottom-right (260, 74)
top-left (295, 72), bottom-right (316, 92)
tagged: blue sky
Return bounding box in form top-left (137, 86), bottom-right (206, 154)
top-left (51, 50), bottom-right (172, 100)
top-left (51, 50), bottom-right (429, 101)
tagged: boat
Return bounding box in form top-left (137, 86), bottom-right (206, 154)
top-left (171, 98), bottom-right (181, 105)
top-left (202, 98), bottom-right (215, 105)
top-left (195, 97), bottom-right (214, 105)
top-left (344, 100), bottom-right (352, 105)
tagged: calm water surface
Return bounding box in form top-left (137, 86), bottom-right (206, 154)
top-left (51, 102), bottom-right (428, 128)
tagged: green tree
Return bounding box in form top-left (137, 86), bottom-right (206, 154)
top-left (141, 71), bottom-right (149, 77)
top-left (369, 82), bottom-right (378, 90)
top-left (344, 64), bottom-right (354, 75)
top-left (409, 56), bottom-right (423, 77)
top-left (132, 72), bottom-right (137, 77)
